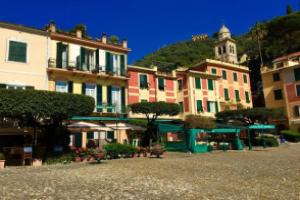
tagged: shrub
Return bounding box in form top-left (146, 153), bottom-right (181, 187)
top-left (104, 143), bottom-right (138, 159)
top-left (0, 152), bottom-right (5, 160)
top-left (44, 152), bottom-right (73, 165)
top-left (253, 136), bottom-right (279, 147)
top-left (185, 115), bottom-right (216, 129)
top-left (281, 130), bottom-right (300, 142)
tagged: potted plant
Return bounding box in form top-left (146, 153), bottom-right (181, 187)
top-left (90, 147), bottom-right (105, 163)
top-left (0, 152), bottom-right (5, 169)
top-left (73, 148), bottom-right (82, 162)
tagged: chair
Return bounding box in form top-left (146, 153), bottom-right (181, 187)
top-left (23, 146), bottom-right (33, 165)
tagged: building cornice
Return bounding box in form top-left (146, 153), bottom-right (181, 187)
top-left (192, 59), bottom-right (249, 72)
top-left (0, 21), bottom-right (48, 36)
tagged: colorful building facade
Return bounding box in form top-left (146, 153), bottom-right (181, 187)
top-left (0, 22), bottom-right (49, 90)
top-left (261, 52), bottom-right (300, 128)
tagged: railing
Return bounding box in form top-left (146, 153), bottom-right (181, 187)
top-left (96, 103), bottom-right (127, 114)
top-left (48, 58), bottom-right (127, 77)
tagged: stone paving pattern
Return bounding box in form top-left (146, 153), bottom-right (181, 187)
top-left (0, 143), bottom-right (300, 200)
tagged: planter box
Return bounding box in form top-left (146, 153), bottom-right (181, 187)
top-left (0, 160), bottom-right (5, 169)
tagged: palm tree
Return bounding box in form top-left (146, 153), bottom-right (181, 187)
top-left (251, 22), bottom-right (267, 67)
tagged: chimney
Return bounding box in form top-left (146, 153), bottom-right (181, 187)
top-left (48, 21), bottom-right (56, 32)
top-left (101, 32), bottom-right (107, 44)
top-left (122, 39), bottom-right (128, 48)
top-left (76, 28), bottom-right (82, 38)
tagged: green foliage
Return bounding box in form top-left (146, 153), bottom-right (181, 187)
top-left (69, 24), bottom-right (88, 38)
top-left (253, 136), bottom-right (279, 147)
top-left (216, 107), bottom-right (284, 124)
top-left (129, 102), bottom-right (180, 120)
top-left (281, 130), bottom-right (300, 142)
top-left (104, 143), bottom-right (138, 158)
top-left (0, 89), bottom-right (95, 121)
top-left (184, 115), bottom-right (216, 129)
top-left (44, 152), bottom-right (73, 165)
top-left (108, 35), bottom-right (119, 44)
top-left (134, 39), bottom-right (215, 69)
top-left (0, 152), bottom-right (5, 160)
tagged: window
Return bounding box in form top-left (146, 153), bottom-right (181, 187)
top-left (233, 73), bottom-right (238, 82)
top-left (211, 68), bottom-right (217, 74)
top-left (196, 100), bottom-right (203, 113)
top-left (222, 45), bottom-right (226, 53)
top-left (235, 90), bottom-right (240, 101)
top-left (179, 102), bottom-right (183, 113)
top-left (207, 101), bottom-right (217, 113)
top-left (208, 79), bottom-right (214, 90)
top-left (245, 91), bottom-right (250, 103)
top-left (195, 77), bottom-right (201, 89)
top-left (178, 79), bottom-right (183, 91)
top-left (296, 85), bottom-right (300, 97)
top-left (218, 47), bottom-right (222, 55)
top-left (8, 41), bottom-right (27, 63)
top-left (85, 84), bottom-right (96, 99)
top-left (158, 78), bottom-right (165, 91)
top-left (274, 89), bottom-right (283, 100)
top-left (272, 73), bottom-right (280, 82)
top-left (139, 74), bottom-right (148, 89)
top-left (56, 42), bottom-right (68, 68)
top-left (243, 74), bottom-right (248, 83)
top-left (224, 88), bottom-right (229, 100)
top-left (294, 68), bottom-right (300, 81)
top-left (294, 105), bottom-right (300, 117)
top-left (222, 70), bottom-right (227, 80)
top-left (55, 81), bottom-right (68, 93)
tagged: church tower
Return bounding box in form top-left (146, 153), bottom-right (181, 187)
top-left (214, 25), bottom-right (238, 64)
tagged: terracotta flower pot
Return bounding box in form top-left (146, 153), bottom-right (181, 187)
top-left (0, 160), bottom-right (5, 169)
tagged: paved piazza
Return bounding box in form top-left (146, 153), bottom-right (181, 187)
top-left (1, 144), bottom-right (300, 200)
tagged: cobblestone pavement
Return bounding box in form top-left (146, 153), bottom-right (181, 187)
top-left (0, 143), bottom-right (300, 200)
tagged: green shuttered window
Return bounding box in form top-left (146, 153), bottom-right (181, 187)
top-left (8, 41), bottom-right (27, 63)
top-left (195, 77), bottom-right (201, 89)
top-left (81, 83), bottom-right (86, 95)
top-left (121, 87), bottom-right (126, 113)
top-left (97, 85), bottom-right (103, 112)
top-left (107, 85), bottom-right (112, 112)
top-left (158, 78), bottom-right (165, 90)
top-left (139, 74), bottom-right (148, 89)
top-left (68, 81), bottom-right (73, 93)
top-left (196, 100), bottom-right (203, 112)
top-left (120, 55), bottom-right (126, 76)
top-left (224, 88), bottom-right (229, 100)
top-left (208, 79), bottom-right (214, 90)
top-left (106, 52), bottom-right (112, 73)
top-left (211, 68), bottom-right (217, 74)
top-left (294, 68), bottom-right (300, 81)
top-left (222, 70), bottom-right (227, 80)
top-left (245, 91), bottom-right (250, 102)
top-left (233, 73), bottom-right (238, 82)
top-left (235, 90), bottom-right (240, 101)
top-left (243, 74), bottom-right (248, 83)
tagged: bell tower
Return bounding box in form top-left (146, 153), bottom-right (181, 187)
top-left (214, 25), bottom-right (238, 64)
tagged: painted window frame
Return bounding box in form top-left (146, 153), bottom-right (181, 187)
top-left (55, 81), bottom-right (68, 93)
top-left (6, 39), bottom-right (28, 63)
top-left (139, 74), bottom-right (149, 90)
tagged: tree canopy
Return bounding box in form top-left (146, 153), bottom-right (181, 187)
top-left (0, 89), bottom-right (95, 124)
top-left (216, 107), bottom-right (285, 125)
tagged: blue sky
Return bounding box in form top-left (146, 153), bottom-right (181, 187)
top-left (1, 0), bottom-right (299, 63)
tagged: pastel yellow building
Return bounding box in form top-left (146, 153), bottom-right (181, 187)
top-left (0, 22), bottom-right (49, 90)
top-left (261, 52), bottom-right (300, 128)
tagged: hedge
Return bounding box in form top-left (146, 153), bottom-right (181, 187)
top-left (0, 89), bottom-right (95, 120)
top-left (281, 130), bottom-right (300, 142)
top-left (104, 143), bottom-right (138, 159)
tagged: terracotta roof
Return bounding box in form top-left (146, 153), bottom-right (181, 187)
top-left (273, 52), bottom-right (300, 63)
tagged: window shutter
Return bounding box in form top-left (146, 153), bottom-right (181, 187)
top-left (245, 91), bottom-right (250, 102)
top-left (158, 78), bottom-right (164, 90)
top-left (0, 84), bottom-right (6, 89)
top-left (96, 49), bottom-right (99, 66)
top-left (97, 84), bottom-right (102, 112)
top-left (80, 47), bottom-right (86, 70)
top-left (106, 52), bottom-right (112, 72)
top-left (207, 101), bottom-right (211, 112)
top-left (195, 77), bottom-right (201, 89)
top-left (208, 79), bottom-right (214, 90)
top-left (197, 100), bottom-right (203, 112)
top-left (243, 74), bottom-right (247, 83)
top-left (120, 55), bottom-right (125, 76)
top-left (224, 88), bottom-right (229, 100)
top-left (56, 42), bottom-right (63, 68)
top-left (9, 41), bottom-right (27, 63)
top-left (107, 85), bottom-right (112, 112)
top-left (75, 133), bottom-right (82, 148)
top-left (68, 81), bottom-right (73, 93)
top-left (222, 70), bottom-right (227, 79)
top-left (235, 90), bottom-right (240, 101)
top-left (215, 102), bottom-right (219, 112)
top-left (87, 132), bottom-right (94, 139)
top-left (81, 83), bottom-right (86, 95)
top-left (233, 73), bottom-right (238, 81)
top-left (211, 68), bottom-right (217, 74)
top-left (121, 87), bottom-right (126, 113)
top-left (294, 68), bottom-right (300, 81)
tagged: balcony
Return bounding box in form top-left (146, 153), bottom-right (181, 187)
top-left (48, 58), bottom-right (128, 78)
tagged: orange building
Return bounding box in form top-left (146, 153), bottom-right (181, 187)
top-left (261, 52), bottom-right (300, 128)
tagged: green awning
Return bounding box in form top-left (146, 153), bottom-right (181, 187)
top-left (71, 116), bottom-right (129, 121)
top-left (248, 124), bottom-right (276, 129)
top-left (157, 123), bottom-right (184, 133)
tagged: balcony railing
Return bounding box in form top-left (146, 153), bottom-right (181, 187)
top-left (48, 58), bottom-right (128, 77)
top-left (96, 103), bottom-right (127, 114)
